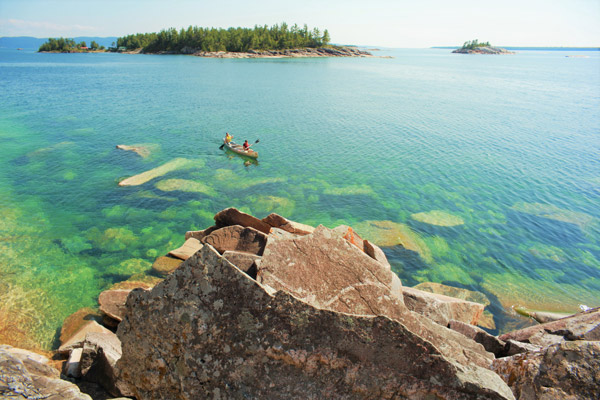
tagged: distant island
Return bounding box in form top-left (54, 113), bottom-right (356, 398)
top-left (115, 23), bottom-right (372, 58)
top-left (38, 37), bottom-right (105, 52)
top-left (452, 39), bottom-right (514, 54)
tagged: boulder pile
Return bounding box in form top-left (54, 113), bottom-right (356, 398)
top-left (4, 208), bottom-right (598, 399)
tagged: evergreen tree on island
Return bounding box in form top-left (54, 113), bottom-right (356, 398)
top-left (460, 39), bottom-right (491, 50)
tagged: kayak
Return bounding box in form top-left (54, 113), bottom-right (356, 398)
top-left (223, 139), bottom-right (258, 159)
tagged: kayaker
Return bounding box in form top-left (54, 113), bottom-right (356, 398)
top-left (243, 140), bottom-right (250, 151)
top-left (225, 132), bottom-right (233, 144)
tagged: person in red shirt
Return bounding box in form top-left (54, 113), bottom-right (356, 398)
top-left (243, 140), bottom-right (250, 151)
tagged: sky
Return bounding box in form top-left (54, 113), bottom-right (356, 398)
top-left (1, 0), bottom-right (599, 48)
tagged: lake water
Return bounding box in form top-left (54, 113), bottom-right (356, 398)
top-left (1, 48), bottom-right (599, 349)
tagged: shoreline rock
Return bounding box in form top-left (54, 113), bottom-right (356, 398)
top-left (150, 46), bottom-right (374, 58)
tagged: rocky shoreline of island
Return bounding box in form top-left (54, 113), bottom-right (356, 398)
top-left (2, 207), bottom-right (598, 399)
top-left (131, 45), bottom-right (374, 58)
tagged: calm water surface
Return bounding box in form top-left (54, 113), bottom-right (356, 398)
top-left (1, 48), bottom-right (599, 348)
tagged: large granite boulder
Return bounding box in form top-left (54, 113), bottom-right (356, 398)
top-left (257, 225), bottom-right (404, 314)
top-left (202, 225), bottom-right (268, 256)
top-left (403, 286), bottom-right (485, 326)
top-left (492, 341), bottom-right (600, 400)
top-left (115, 245), bottom-right (514, 399)
top-left (499, 307), bottom-right (600, 346)
top-left (257, 224), bottom-right (493, 369)
top-left (214, 207), bottom-right (271, 234)
top-left (0, 345), bottom-right (92, 400)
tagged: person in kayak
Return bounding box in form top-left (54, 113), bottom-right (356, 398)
top-left (225, 132), bottom-right (233, 144)
top-left (243, 140), bottom-right (250, 151)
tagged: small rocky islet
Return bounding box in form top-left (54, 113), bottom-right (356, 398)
top-left (3, 207), bottom-right (599, 399)
top-left (452, 40), bottom-right (514, 54)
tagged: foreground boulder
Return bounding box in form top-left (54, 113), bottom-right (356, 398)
top-left (257, 225), bottom-right (494, 369)
top-left (0, 345), bottom-right (92, 400)
top-left (492, 341), bottom-right (600, 400)
top-left (116, 245), bottom-right (514, 399)
top-left (257, 225), bottom-right (404, 314)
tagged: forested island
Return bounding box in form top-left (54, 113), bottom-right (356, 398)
top-left (116, 23), bottom-right (371, 58)
top-left (452, 39), bottom-right (514, 54)
top-left (117, 23), bottom-right (329, 52)
top-left (38, 37), bottom-right (105, 52)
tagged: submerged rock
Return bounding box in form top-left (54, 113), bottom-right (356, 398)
top-left (116, 144), bottom-right (159, 158)
top-left (115, 245), bottom-right (513, 399)
top-left (511, 201), bottom-right (597, 235)
top-left (118, 158), bottom-right (203, 187)
top-left (354, 220), bottom-right (433, 262)
top-left (411, 210), bottom-right (465, 226)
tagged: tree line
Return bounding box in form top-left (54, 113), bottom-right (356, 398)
top-left (116, 23), bottom-right (331, 52)
top-left (460, 39), bottom-right (491, 50)
top-left (38, 38), bottom-right (104, 52)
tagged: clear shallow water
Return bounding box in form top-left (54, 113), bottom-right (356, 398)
top-left (1, 48), bottom-right (599, 348)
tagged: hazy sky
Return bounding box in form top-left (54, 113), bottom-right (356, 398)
top-left (1, 0), bottom-right (599, 48)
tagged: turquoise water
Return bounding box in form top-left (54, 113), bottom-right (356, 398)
top-left (1, 48), bottom-right (599, 348)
